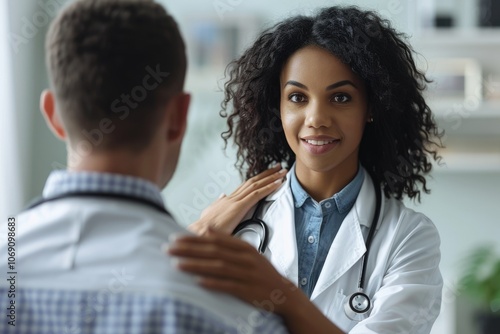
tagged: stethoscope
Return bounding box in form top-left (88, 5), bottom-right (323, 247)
top-left (26, 191), bottom-right (171, 215)
top-left (232, 200), bottom-right (270, 254)
top-left (232, 172), bottom-right (382, 321)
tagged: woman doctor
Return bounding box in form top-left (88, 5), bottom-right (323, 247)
top-left (168, 6), bottom-right (444, 334)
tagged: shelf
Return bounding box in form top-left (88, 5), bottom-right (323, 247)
top-left (432, 128), bottom-right (500, 173)
top-left (430, 100), bottom-right (500, 118)
top-left (411, 29), bottom-right (500, 83)
top-left (412, 28), bottom-right (500, 47)
top-left (428, 100), bottom-right (500, 137)
top-left (429, 98), bottom-right (500, 172)
top-left (433, 150), bottom-right (500, 173)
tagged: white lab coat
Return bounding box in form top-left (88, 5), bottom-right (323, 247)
top-left (1, 196), bottom-right (288, 333)
top-left (256, 169), bottom-right (443, 333)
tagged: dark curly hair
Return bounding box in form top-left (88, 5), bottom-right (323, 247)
top-left (221, 6), bottom-right (443, 201)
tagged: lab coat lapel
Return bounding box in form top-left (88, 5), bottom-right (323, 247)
top-left (263, 173), bottom-right (299, 286)
top-left (310, 211), bottom-right (366, 300)
top-left (310, 170), bottom-right (375, 301)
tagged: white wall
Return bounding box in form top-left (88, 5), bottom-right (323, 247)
top-left (0, 0), bottom-right (23, 219)
top-left (4, 0), bottom-right (67, 209)
top-left (405, 170), bottom-right (500, 334)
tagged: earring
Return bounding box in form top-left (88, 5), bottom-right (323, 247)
top-left (368, 116), bottom-right (374, 123)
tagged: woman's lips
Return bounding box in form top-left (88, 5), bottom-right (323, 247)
top-left (301, 137), bottom-right (340, 154)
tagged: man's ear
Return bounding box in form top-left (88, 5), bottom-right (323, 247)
top-left (40, 90), bottom-right (66, 140)
top-left (166, 92), bottom-right (190, 142)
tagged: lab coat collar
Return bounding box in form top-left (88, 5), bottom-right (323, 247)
top-left (263, 171), bottom-right (298, 285)
top-left (267, 166), bottom-right (378, 227)
top-left (311, 168), bottom-right (381, 300)
top-left (266, 170), bottom-right (291, 202)
top-left (264, 167), bottom-right (383, 300)
top-left (353, 168), bottom-right (379, 229)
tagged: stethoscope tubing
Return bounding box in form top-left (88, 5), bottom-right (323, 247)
top-left (232, 169), bottom-right (382, 318)
top-left (232, 199), bottom-right (269, 254)
top-left (358, 173), bottom-right (382, 291)
top-left (25, 191), bottom-right (171, 215)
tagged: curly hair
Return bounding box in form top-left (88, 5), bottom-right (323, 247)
top-left (221, 6), bottom-right (443, 201)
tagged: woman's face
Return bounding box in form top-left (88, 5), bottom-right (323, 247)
top-left (280, 45), bottom-right (369, 181)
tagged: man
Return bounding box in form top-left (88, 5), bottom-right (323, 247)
top-left (0, 0), bottom-right (288, 333)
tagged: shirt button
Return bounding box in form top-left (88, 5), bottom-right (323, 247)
top-left (324, 202), bottom-right (332, 208)
top-left (300, 277), bottom-right (308, 286)
top-left (307, 235), bottom-right (315, 244)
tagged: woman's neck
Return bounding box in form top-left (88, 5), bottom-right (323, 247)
top-left (293, 161), bottom-right (359, 202)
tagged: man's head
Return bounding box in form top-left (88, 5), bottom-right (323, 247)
top-left (41, 0), bottom-right (189, 186)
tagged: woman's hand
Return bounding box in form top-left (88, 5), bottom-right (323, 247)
top-left (167, 229), bottom-right (345, 334)
top-left (188, 164), bottom-right (287, 235)
top-left (167, 229), bottom-right (299, 315)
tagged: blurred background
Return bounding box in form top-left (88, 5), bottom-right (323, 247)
top-left (1, 0), bottom-right (499, 333)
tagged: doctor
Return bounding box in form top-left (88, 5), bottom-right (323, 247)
top-left (169, 6), bottom-right (443, 334)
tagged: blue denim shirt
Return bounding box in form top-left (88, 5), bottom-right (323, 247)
top-left (290, 165), bottom-right (364, 297)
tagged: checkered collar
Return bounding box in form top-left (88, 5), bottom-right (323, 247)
top-left (42, 170), bottom-right (165, 209)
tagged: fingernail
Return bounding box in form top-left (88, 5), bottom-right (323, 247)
top-left (169, 257), bottom-right (180, 268)
top-left (168, 233), bottom-right (183, 243)
top-left (161, 242), bottom-right (170, 253)
top-left (274, 178), bottom-right (284, 184)
top-left (271, 163), bottom-right (281, 169)
top-left (279, 168), bottom-right (287, 174)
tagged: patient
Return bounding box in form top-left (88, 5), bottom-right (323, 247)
top-left (0, 0), bottom-right (287, 333)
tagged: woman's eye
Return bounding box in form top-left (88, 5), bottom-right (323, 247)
top-left (332, 94), bottom-right (351, 103)
top-left (289, 93), bottom-right (306, 103)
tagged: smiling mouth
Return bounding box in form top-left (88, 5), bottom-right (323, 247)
top-left (303, 139), bottom-right (339, 146)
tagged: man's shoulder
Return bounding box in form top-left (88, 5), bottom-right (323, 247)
top-left (1, 201), bottom-right (289, 334)
top-left (0, 286), bottom-right (288, 334)
top-left (2, 198), bottom-right (187, 288)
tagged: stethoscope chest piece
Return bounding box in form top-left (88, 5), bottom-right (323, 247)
top-left (344, 289), bottom-right (371, 320)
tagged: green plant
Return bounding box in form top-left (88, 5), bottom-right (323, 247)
top-left (459, 245), bottom-right (500, 313)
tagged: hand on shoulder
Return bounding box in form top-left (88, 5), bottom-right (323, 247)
top-left (188, 165), bottom-right (286, 235)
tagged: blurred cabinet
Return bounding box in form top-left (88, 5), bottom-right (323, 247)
top-left (412, 29), bottom-right (500, 172)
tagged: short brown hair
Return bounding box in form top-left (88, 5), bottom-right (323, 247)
top-left (46, 0), bottom-right (186, 151)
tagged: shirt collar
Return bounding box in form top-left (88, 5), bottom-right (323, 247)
top-left (42, 170), bottom-right (165, 209)
top-left (289, 164), bottom-right (365, 214)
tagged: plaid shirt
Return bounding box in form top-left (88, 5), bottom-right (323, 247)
top-left (0, 288), bottom-right (287, 334)
top-left (0, 171), bottom-right (289, 334)
top-left (42, 170), bottom-right (165, 209)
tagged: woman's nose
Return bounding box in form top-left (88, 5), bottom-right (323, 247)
top-left (304, 101), bottom-right (331, 128)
